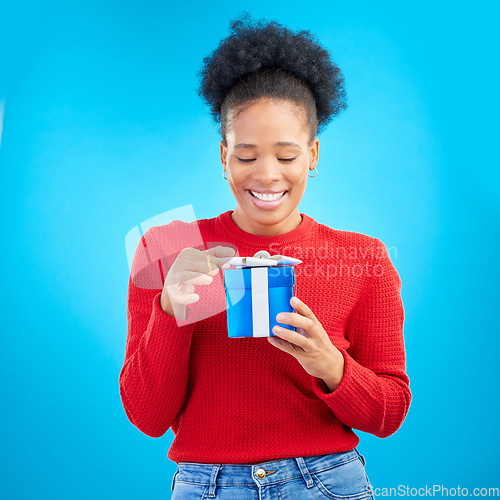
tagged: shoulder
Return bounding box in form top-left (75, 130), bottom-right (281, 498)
top-left (313, 221), bottom-right (399, 282)
top-left (314, 221), bottom-right (387, 258)
top-left (315, 222), bottom-right (401, 292)
top-left (128, 213), bottom-right (222, 289)
top-left (146, 213), bottom-right (219, 243)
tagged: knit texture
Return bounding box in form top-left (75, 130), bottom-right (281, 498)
top-left (119, 210), bottom-right (411, 464)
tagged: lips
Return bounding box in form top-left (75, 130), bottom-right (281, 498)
top-left (245, 189), bottom-right (289, 210)
top-left (248, 189), bottom-right (288, 194)
top-left (249, 190), bottom-right (287, 201)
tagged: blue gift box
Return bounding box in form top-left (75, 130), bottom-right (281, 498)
top-left (223, 265), bottom-right (298, 338)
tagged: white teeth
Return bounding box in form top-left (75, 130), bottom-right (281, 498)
top-left (250, 190), bottom-right (286, 201)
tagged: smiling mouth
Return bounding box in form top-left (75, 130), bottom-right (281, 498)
top-left (247, 190), bottom-right (288, 201)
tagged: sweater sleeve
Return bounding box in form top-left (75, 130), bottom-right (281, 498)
top-left (118, 228), bottom-right (195, 438)
top-left (310, 240), bottom-right (412, 438)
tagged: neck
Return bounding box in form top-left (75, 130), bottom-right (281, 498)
top-left (230, 206), bottom-right (303, 236)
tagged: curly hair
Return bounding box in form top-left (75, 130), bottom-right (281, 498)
top-left (196, 11), bottom-right (348, 143)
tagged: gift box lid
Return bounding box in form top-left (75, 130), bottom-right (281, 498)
top-left (223, 251), bottom-right (300, 290)
top-left (224, 265), bottom-right (295, 290)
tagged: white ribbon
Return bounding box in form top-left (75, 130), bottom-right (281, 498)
top-left (251, 267), bottom-right (269, 337)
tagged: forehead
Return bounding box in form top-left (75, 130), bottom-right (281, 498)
top-left (228, 99), bottom-right (309, 144)
top-left (234, 141), bottom-right (302, 150)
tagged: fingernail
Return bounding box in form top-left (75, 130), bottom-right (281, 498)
top-left (276, 313), bottom-right (285, 321)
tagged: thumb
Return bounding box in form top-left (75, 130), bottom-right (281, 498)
top-left (204, 245), bottom-right (237, 271)
top-left (206, 245), bottom-right (236, 259)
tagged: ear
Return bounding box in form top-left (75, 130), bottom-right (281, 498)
top-left (220, 140), bottom-right (227, 168)
top-left (309, 137), bottom-right (319, 168)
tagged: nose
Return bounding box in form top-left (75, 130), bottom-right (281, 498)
top-left (251, 158), bottom-right (282, 184)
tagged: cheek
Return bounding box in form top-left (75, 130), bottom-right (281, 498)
top-left (226, 170), bottom-right (246, 196)
top-left (288, 170), bottom-right (308, 193)
top-left (230, 177), bottom-right (245, 191)
top-left (226, 165), bottom-right (241, 185)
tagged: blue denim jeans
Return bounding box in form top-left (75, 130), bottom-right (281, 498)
top-left (170, 448), bottom-right (375, 499)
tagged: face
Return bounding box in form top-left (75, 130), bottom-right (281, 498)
top-left (220, 98), bottom-right (319, 236)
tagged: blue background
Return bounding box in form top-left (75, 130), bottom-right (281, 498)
top-left (1, 1), bottom-right (499, 498)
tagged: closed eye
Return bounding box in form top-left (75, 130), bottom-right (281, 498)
top-left (236, 157), bottom-right (298, 163)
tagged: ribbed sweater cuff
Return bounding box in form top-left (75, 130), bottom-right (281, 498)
top-left (144, 291), bottom-right (196, 379)
top-left (310, 347), bottom-right (382, 424)
top-left (150, 290), bottom-right (196, 329)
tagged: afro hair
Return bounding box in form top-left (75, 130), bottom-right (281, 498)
top-left (196, 11), bottom-right (348, 139)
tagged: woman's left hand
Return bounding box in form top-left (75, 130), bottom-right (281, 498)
top-left (268, 296), bottom-right (345, 392)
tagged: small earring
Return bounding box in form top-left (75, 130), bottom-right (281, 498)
top-left (222, 169), bottom-right (228, 180)
top-left (308, 167), bottom-right (318, 178)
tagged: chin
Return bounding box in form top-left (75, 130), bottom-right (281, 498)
top-left (248, 203), bottom-right (292, 223)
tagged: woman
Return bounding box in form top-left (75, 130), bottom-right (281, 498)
top-left (119, 12), bottom-right (411, 499)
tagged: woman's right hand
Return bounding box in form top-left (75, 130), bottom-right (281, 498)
top-left (160, 245), bottom-right (236, 319)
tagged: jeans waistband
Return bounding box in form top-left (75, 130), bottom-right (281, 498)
top-left (172, 448), bottom-right (363, 493)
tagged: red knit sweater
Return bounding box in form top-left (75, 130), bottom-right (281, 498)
top-left (119, 210), bottom-right (411, 464)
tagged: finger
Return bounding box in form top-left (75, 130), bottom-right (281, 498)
top-left (206, 245), bottom-right (236, 258)
top-left (291, 296), bottom-right (317, 322)
top-left (167, 283), bottom-right (199, 305)
top-left (271, 325), bottom-right (309, 350)
top-left (177, 257), bottom-right (222, 277)
top-left (297, 327), bottom-right (308, 338)
top-left (182, 282), bottom-right (195, 295)
top-left (174, 270), bottom-right (215, 286)
top-left (275, 312), bottom-right (314, 331)
top-left (267, 335), bottom-right (290, 351)
top-left (268, 334), bottom-right (309, 358)
top-left (205, 246), bottom-right (236, 268)
top-left (171, 293), bottom-right (200, 305)
top-left (167, 288), bottom-right (200, 305)
top-left (204, 251), bottom-right (221, 274)
top-left (185, 249), bottom-right (229, 272)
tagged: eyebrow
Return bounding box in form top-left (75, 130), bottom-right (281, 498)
top-left (234, 142), bottom-right (302, 149)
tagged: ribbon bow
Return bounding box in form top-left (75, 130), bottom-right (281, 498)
top-left (224, 250), bottom-right (302, 268)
